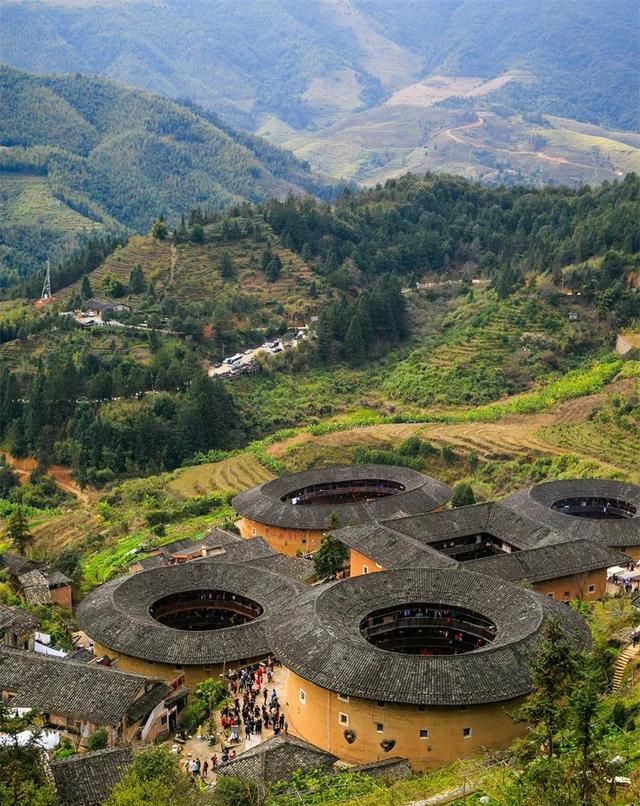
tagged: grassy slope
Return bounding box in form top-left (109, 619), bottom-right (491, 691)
top-left (49, 219), bottom-right (325, 330)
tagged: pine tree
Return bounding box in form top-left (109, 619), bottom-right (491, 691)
top-left (151, 216), bottom-right (168, 241)
top-left (219, 252), bottom-right (235, 279)
top-left (129, 264), bottom-right (146, 294)
top-left (80, 274), bottom-right (93, 300)
top-left (6, 508), bottom-right (33, 556)
top-left (516, 619), bottom-right (578, 758)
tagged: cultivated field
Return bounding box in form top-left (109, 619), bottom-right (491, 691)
top-left (0, 174), bottom-right (102, 233)
top-left (166, 454), bottom-right (274, 498)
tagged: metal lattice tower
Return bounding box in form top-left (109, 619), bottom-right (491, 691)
top-left (41, 259), bottom-right (51, 301)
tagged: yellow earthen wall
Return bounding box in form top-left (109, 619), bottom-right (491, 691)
top-left (238, 517), bottom-right (325, 556)
top-left (91, 641), bottom-right (262, 689)
top-left (350, 549), bottom-right (385, 576)
top-left (283, 669), bottom-right (525, 771)
top-left (533, 569), bottom-right (607, 601)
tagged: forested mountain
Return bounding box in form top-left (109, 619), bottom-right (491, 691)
top-left (0, 66), bottom-right (335, 283)
top-left (1, 172), bottom-right (637, 481)
top-left (1, 0), bottom-right (636, 132)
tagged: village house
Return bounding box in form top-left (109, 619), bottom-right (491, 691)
top-left (1, 553), bottom-right (73, 609)
top-left (0, 604), bottom-right (38, 650)
top-left (0, 647), bottom-right (173, 747)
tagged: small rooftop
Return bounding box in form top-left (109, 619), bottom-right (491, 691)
top-left (0, 647), bottom-right (155, 725)
top-left (0, 604), bottom-right (38, 634)
top-left (217, 733), bottom-right (338, 791)
top-left (50, 747), bottom-right (133, 806)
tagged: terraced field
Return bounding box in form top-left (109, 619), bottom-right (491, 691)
top-left (0, 328), bottom-right (154, 372)
top-left (263, 371), bottom-right (640, 484)
top-left (51, 236), bottom-right (172, 305)
top-left (0, 174), bottom-right (102, 233)
top-left (166, 453), bottom-right (274, 498)
top-left (52, 222), bottom-right (323, 324)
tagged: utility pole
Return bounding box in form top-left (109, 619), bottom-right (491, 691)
top-left (41, 259), bottom-right (52, 302)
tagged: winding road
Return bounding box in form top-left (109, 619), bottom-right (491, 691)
top-left (445, 115), bottom-right (600, 171)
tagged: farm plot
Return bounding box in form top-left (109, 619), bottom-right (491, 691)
top-left (166, 453), bottom-right (274, 499)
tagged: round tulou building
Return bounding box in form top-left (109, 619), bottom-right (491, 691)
top-left (266, 568), bottom-right (591, 770)
top-left (502, 479), bottom-right (640, 559)
top-left (233, 464), bottom-right (452, 556)
top-left (76, 560), bottom-right (305, 688)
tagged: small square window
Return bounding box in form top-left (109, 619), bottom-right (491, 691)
top-left (299, 689), bottom-right (306, 704)
top-left (376, 701), bottom-right (386, 708)
top-left (337, 694), bottom-right (349, 703)
top-left (339, 713), bottom-right (349, 726)
top-left (564, 592), bottom-right (570, 598)
top-left (376, 723), bottom-right (384, 733)
top-left (463, 727), bottom-right (472, 738)
top-left (419, 729), bottom-right (429, 739)
top-left (251, 528), bottom-right (257, 536)
top-left (547, 592), bottom-right (554, 598)
top-left (588, 584), bottom-right (596, 593)
top-left (417, 705), bottom-right (426, 712)
top-left (174, 665), bottom-right (183, 671)
top-left (362, 566), bottom-right (369, 574)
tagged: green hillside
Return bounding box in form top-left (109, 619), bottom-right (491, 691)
top-left (0, 65), bottom-right (336, 285)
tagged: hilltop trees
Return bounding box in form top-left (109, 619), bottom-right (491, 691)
top-left (0, 342), bottom-right (240, 484)
top-left (317, 279), bottom-right (407, 365)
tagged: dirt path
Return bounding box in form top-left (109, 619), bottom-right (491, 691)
top-left (3, 454), bottom-right (94, 505)
top-left (445, 114), bottom-right (596, 170)
top-left (445, 116), bottom-right (485, 145)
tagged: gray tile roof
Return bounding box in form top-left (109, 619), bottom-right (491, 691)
top-left (77, 560), bottom-right (306, 666)
top-left (0, 604), bottom-right (38, 634)
top-left (0, 648), bottom-right (153, 725)
top-left (18, 570), bottom-right (52, 605)
top-left (348, 757), bottom-right (412, 779)
top-left (233, 465), bottom-right (451, 530)
top-left (265, 569), bottom-right (591, 706)
top-left (63, 647), bottom-right (96, 664)
top-left (217, 734), bottom-right (337, 789)
top-left (45, 570), bottom-right (72, 588)
top-left (501, 480), bottom-right (640, 547)
top-left (51, 747), bottom-right (133, 806)
top-left (460, 540), bottom-right (629, 583)
top-left (331, 523), bottom-right (456, 570)
top-left (125, 681), bottom-right (170, 722)
top-left (0, 552), bottom-right (41, 578)
top-left (385, 503), bottom-right (566, 550)
top-left (241, 554), bottom-right (315, 583)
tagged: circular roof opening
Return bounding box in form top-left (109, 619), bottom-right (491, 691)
top-left (149, 589), bottom-right (263, 632)
top-left (281, 477), bottom-right (406, 507)
top-left (360, 602), bottom-right (497, 656)
top-left (551, 496), bottom-right (637, 520)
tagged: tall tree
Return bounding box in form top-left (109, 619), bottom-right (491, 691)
top-left (516, 619), bottom-right (578, 759)
top-left (5, 508), bottom-right (33, 556)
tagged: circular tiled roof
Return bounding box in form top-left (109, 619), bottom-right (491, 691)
top-left (502, 479), bottom-right (640, 547)
top-left (266, 569), bottom-right (590, 706)
top-left (77, 561), bottom-right (305, 666)
top-left (233, 465), bottom-right (452, 530)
